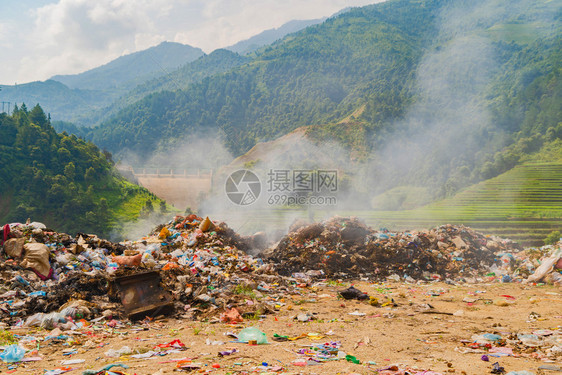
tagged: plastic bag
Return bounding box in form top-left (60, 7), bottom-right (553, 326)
top-left (104, 346), bottom-right (132, 357)
top-left (526, 248), bottom-right (562, 283)
top-left (0, 344), bottom-right (25, 362)
top-left (237, 327), bottom-right (268, 344)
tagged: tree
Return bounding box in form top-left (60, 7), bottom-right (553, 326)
top-left (64, 162), bottom-right (76, 181)
top-left (144, 199), bottom-right (154, 213)
top-left (85, 167), bottom-right (96, 182)
top-left (544, 230), bottom-right (561, 245)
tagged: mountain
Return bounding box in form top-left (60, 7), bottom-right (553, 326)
top-left (0, 104), bottom-right (165, 237)
top-left (90, 0), bottom-right (561, 202)
top-left (91, 0), bottom-right (438, 154)
top-left (90, 49), bottom-right (251, 126)
top-left (0, 42), bottom-right (204, 125)
top-left (225, 18), bottom-right (326, 55)
top-left (51, 41), bottom-right (204, 91)
top-left (0, 80), bottom-right (111, 123)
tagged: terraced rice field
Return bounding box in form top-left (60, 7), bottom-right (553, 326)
top-left (365, 163), bottom-right (562, 245)
top-left (208, 163), bottom-right (562, 246)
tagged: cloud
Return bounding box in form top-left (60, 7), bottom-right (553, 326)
top-left (0, 0), bottom-right (380, 84)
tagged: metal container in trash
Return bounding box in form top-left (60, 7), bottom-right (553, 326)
top-left (113, 270), bottom-right (174, 320)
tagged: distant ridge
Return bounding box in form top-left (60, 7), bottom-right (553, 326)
top-left (225, 18), bottom-right (326, 55)
top-left (51, 41), bottom-right (204, 91)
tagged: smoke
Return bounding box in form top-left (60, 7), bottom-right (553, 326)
top-left (356, 0), bottom-right (548, 209)
top-left (111, 211), bottom-right (171, 242)
top-left (116, 131), bottom-right (233, 171)
top-left (197, 130), bottom-right (354, 238)
top-left (112, 131), bottom-right (233, 241)
top-left (112, 0), bottom-right (556, 240)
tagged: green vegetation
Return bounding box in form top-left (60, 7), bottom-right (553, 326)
top-left (544, 231), bottom-right (561, 245)
top-left (0, 42), bottom-right (204, 126)
top-left (93, 49), bottom-right (251, 126)
top-left (89, 0), bottom-right (562, 203)
top-left (0, 104), bottom-right (164, 237)
top-left (233, 284), bottom-right (257, 299)
top-left (90, 0), bottom-right (441, 156)
top-left (365, 162), bottom-right (562, 245)
top-left (0, 330), bottom-right (16, 345)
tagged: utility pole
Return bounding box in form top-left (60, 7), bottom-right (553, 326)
top-left (0, 88), bottom-right (11, 114)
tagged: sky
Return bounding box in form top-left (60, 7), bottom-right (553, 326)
top-left (0, 0), bottom-right (381, 85)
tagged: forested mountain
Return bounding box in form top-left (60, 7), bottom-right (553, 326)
top-left (0, 80), bottom-right (112, 126)
top-left (89, 0), bottom-right (561, 200)
top-left (91, 0), bottom-right (440, 154)
top-left (225, 18), bottom-right (326, 55)
top-left (51, 41), bottom-right (204, 91)
top-left (0, 105), bottom-right (164, 237)
top-left (0, 42), bottom-right (204, 125)
top-left (91, 50), bottom-right (251, 126)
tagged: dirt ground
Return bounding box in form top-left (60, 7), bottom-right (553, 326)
top-left (5, 281), bottom-right (561, 375)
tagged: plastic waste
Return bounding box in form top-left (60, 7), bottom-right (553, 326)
top-left (505, 372), bottom-right (535, 375)
top-left (526, 248), bottom-right (562, 283)
top-left (141, 251), bottom-right (156, 267)
top-left (0, 344), bottom-right (25, 362)
top-left (549, 271), bottom-right (562, 285)
top-left (482, 333), bottom-right (502, 342)
top-left (29, 221), bottom-right (46, 230)
top-left (345, 354), bottom-right (361, 364)
top-left (491, 362), bottom-right (505, 374)
top-left (237, 327), bottom-right (268, 344)
top-left (517, 333), bottom-right (541, 347)
top-left (23, 312), bottom-right (67, 329)
top-left (82, 363), bottom-right (129, 375)
top-left (199, 216), bottom-right (213, 232)
top-left (339, 286), bottom-right (368, 300)
top-left (104, 346), bottom-right (132, 357)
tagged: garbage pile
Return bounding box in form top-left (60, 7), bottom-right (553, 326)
top-left (0, 216), bottom-right (286, 327)
top-left (262, 217), bottom-right (523, 280)
top-left (523, 246), bottom-right (562, 284)
top-left (1, 215), bottom-right (559, 328)
top-left (457, 329), bottom-right (562, 363)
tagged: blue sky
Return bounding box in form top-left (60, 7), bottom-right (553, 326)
top-left (0, 0), bottom-right (381, 84)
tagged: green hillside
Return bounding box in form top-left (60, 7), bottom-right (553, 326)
top-left (0, 105), bottom-right (165, 237)
top-left (0, 80), bottom-right (112, 126)
top-left (89, 0), bottom-right (561, 201)
top-left (92, 50), bottom-right (251, 126)
top-left (0, 42), bottom-right (204, 125)
top-left (365, 162), bottom-right (562, 245)
top-left (90, 0), bottom-right (441, 155)
top-left (51, 42), bottom-right (204, 92)
top-left (225, 18), bottom-right (326, 55)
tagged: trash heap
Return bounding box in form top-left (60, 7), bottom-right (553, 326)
top-left (262, 217), bottom-right (523, 280)
top-left (0, 216), bottom-right (288, 327)
top-left (0, 216), bottom-right (559, 328)
top-left (458, 329), bottom-right (562, 364)
top-left (522, 246), bottom-right (562, 284)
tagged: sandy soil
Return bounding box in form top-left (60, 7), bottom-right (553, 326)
top-left (5, 281), bottom-right (561, 375)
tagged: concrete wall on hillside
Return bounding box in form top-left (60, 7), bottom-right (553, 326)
top-left (120, 167), bottom-right (212, 211)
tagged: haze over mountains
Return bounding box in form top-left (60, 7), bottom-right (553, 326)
top-left (0, 17), bottom-right (324, 126)
top-left (0, 0), bottom-right (561, 238)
